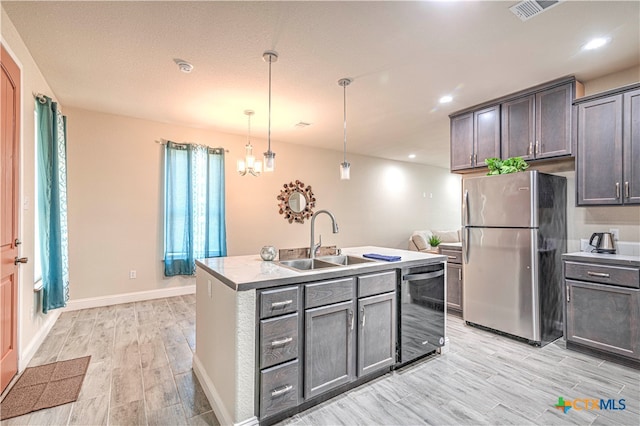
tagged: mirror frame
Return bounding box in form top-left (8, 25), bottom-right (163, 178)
top-left (277, 180), bottom-right (316, 224)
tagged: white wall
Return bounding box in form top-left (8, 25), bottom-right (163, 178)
top-left (1, 8), bottom-right (59, 368)
top-left (64, 106), bottom-right (461, 300)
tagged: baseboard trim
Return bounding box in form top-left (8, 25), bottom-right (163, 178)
top-left (192, 353), bottom-right (259, 426)
top-left (20, 309), bottom-right (61, 371)
top-left (63, 285), bottom-right (196, 311)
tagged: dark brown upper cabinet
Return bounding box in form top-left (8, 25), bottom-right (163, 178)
top-left (502, 83), bottom-right (577, 161)
top-left (575, 84), bottom-right (640, 206)
top-left (450, 105), bottom-right (500, 171)
top-left (451, 77), bottom-right (582, 173)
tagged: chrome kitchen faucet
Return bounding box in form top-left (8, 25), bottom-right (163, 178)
top-left (309, 210), bottom-right (339, 258)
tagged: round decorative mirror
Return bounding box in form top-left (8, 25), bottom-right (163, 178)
top-left (277, 180), bottom-right (315, 223)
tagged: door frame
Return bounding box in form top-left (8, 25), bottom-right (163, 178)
top-left (1, 40), bottom-right (22, 393)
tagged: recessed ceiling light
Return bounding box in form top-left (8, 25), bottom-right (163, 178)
top-left (439, 95), bottom-right (453, 104)
top-left (408, 154), bottom-right (416, 159)
top-left (582, 37), bottom-right (610, 51)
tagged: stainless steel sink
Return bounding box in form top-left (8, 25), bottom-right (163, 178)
top-left (278, 258), bottom-right (338, 270)
top-left (316, 255), bottom-right (375, 266)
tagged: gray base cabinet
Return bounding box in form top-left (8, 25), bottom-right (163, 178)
top-left (442, 247), bottom-right (462, 315)
top-left (566, 280), bottom-right (639, 359)
top-left (259, 270), bottom-right (399, 420)
top-left (304, 299), bottom-right (355, 398)
top-left (357, 292), bottom-right (396, 377)
top-left (575, 84), bottom-right (640, 206)
top-left (563, 258), bottom-right (640, 362)
top-left (258, 286), bottom-right (301, 419)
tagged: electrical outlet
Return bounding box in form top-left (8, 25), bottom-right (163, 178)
top-left (129, 270), bottom-right (137, 279)
top-left (609, 228), bottom-right (620, 241)
top-left (207, 280), bottom-right (212, 298)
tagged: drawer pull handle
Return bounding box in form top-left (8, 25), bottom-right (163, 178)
top-left (447, 256), bottom-right (457, 260)
top-left (271, 300), bottom-right (293, 308)
top-left (270, 337), bottom-right (293, 347)
top-left (587, 271), bottom-right (610, 278)
top-left (271, 385), bottom-right (293, 397)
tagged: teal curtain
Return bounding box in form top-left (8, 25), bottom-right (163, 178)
top-left (164, 142), bottom-right (226, 276)
top-left (36, 96), bottom-right (69, 313)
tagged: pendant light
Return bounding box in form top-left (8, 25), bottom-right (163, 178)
top-left (237, 110), bottom-right (262, 176)
top-left (338, 78), bottom-right (353, 180)
top-left (263, 50), bottom-right (278, 172)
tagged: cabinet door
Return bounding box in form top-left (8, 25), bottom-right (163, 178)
top-left (451, 113), bottom-right (474, 171)
top-left (501, 95), bottom-right (535, 161)
top-left (357, 292), bottom-right (396, 377)
top-left (623, 89), bottom-right (640, 205)
top-left (566, 280), bottom-right (639, 360)
top-left (474, 105), bottom-right (501, 167)
top-left (576, 95), bottom-right (623, 205)
top-left (536, 83), bottom-right (572, 159)
top-left (446, 263), bottom-right (462, 313)
top-left (304, 300), bottom-right (355, 399)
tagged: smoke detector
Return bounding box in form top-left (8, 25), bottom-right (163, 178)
top-left (509, 0), bottom-right (562, 22)
top-left (174, 59), bottom-right (194, 73)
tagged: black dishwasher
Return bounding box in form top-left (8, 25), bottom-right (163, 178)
top-left (397, 263), bottom-right (445, 366)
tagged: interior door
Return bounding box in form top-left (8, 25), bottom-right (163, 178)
top-left (1, 44), bottom-right (21, 393)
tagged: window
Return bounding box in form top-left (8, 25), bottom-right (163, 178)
top-left (163, 141), bottom-right (226, 276)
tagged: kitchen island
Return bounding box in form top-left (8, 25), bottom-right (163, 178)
top-left (194, 246), bottom-right (445, 426)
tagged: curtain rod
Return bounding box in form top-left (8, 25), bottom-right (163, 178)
top-left (33, 92), bottom-right (48, 104)
top-left (155, 139), bottom-right (228, 153)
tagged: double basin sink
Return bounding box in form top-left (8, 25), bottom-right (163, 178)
top-left (278, 255), bottom-right (374, 271)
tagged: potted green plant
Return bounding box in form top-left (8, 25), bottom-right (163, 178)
top-left (485, 156), bottom-right (529, 175)
top-left (428, 235), bottom-right (442, 252)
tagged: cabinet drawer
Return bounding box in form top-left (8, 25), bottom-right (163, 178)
top-left (357, 271), bottom-right (397, 298)
top-left (260, 313), bottom-right (299, 369)
top-left (305, 278), bottom-right (354, 309)
top-left (441, 249), bottom-right (462, 264)
top-left (565, 261), bottom-right (639, 288)
top-left (260, 286), bottom-right (299, 319)
top-left (260, 359), bottom-right (299, 419)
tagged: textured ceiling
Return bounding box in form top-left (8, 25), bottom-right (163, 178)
top-left (3, 1), bottom-right (639, 168)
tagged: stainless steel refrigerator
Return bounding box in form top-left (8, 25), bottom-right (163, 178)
top-left (462, 170), bottom-right (566, 346)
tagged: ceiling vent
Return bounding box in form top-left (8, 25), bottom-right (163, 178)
top-left (509, 0), bottom-right (562, 21)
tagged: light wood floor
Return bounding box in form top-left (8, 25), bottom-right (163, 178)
top-left (278, 316), bottom-right (639, 426)
top-left (2, 296), bottom-right (638, 425)
top-left (1, 295), bottom-right (218, 426)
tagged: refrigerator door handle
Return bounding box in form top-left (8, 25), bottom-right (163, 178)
top-left (463, 227), bottom-right (470, 264)
top-left (464, 190), bottom-right (469, 226)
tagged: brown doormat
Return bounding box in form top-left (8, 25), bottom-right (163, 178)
top-left (0, 356), bottom-right (91, 421)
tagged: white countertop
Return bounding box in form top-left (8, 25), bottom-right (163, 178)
top-left (196, 246), bottom-right (446, 291)
top-left (562, 251), bottom-right (640, 267)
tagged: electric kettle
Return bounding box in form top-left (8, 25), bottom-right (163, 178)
top-left (589, 232), bottom-right (616, 254)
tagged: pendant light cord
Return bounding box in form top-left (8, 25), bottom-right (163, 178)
top-left (343, 83), bottom-right (347, 163)
top-left (268, 57), bottom-right (272, 153)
